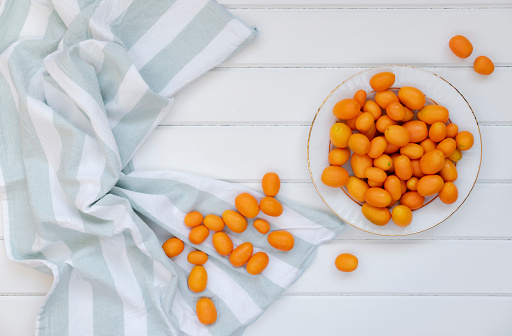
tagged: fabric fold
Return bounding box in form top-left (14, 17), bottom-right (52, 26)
top-left (0, 0), bottom-right (344, 335)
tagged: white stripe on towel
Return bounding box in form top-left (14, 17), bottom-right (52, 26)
top-left (128, 0), bottom-right (210, 70)
top-left (99, 235), bottom-right (148, 336)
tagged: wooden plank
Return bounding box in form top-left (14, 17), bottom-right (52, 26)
top-left (244, 296), bottom-right (512, 336)
top-left (135, 125), bottom-right (511, 181)
top-left (1, 295), bottom-right (511, 336)
top-left (3, 239), bottom-right (509, 296)
top-left (287, 240), bottom-right (512, 294)
top-left (2, 183), bottom-right (510, 241)
top-left (222, 9), bottom-right (512, 66)
top-left (0, 241), bottom-right (53, 294)
top-left (135, 125), bottom-right (311, 179)
top-left (0, 296), bottom-right (44, 336)
top-left (480, 126), bottom-right (512, 181)
top-left (168, 67), bottom-right (512, 124)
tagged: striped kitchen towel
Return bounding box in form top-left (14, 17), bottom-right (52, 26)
top-left (0, 0), bottom-right (345, 335)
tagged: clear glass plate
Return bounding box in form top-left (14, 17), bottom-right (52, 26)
top-left (307, 65), bottom-right (482, 236)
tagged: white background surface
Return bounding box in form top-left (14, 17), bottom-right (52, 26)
top-left (1, 1), bottom-right (512, 335)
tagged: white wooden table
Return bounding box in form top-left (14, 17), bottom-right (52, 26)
top-left (2, 1), bottom-right (512, 335)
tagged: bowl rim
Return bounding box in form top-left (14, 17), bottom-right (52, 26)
top-left (307, 64), bottom-right (483, 236)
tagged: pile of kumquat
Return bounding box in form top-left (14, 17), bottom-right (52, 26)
top-left (162, 172), bottom-right (295, 325)
top-left (322, 71), bottom-right (474, 228)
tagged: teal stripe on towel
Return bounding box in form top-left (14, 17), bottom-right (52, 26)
top-left (138, 1), bottom-right (232, 93)
top-left (0, 0), bottom-right (31, 52)
top-left (37, 265), bottom-right (71, 336)
top-left (112, 90), bottom-right (170, 167)
top-left (110, 0), bottom-right (178, 50)
top-left (97, 43), bottom-right (133, 105)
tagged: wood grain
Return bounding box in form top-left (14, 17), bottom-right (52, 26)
top-left (223, 9), bottom-right (512, 66)
top-left (0, 296), bottom-right (44, 336)
top-left (167, 67), bottom-right (512, 124)
top-left (287, 240), bottom-right (512, 294)
top-left (0, 241), bottom-right (53, 294)
top-left (244, 296), bottom-right (512, 336)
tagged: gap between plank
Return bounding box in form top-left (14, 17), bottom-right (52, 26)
top-left (215, 63), bottom-right (512, 69)
top-left (0, 293), bottom-right (48, 297)
top-left (282, 292), bottom-right (512, 297)
top-left (224, 5), bottom-right (512, 10)
top-left (333, 237), bottom-right (512, 241)
top-left (222, 179), bottom-right (512, 184)
top-left (159, 122), bottom-right (312, 127)
top-left (158, 122), bottom-right (512, 127)
top-left (1, 292), bottom-right (511, 297)
top-left (2, 236), bottom-right (511, 241)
